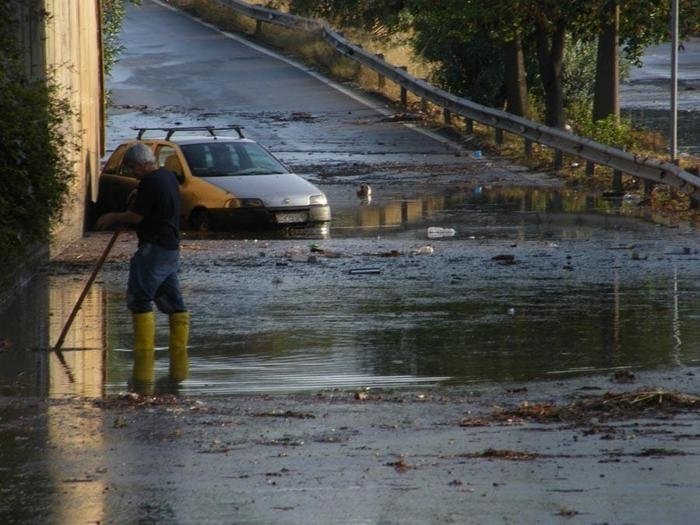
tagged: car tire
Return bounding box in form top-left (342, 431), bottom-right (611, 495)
top-left (189, 208), bottom-right (211, 233)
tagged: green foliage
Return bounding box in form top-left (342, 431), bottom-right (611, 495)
top-left (289, 0), bottom-right (699, 127)
top-left (621, 0), bottom-right (700, 64)
top-left (101, 0), bottom-right (141, 77)
top-left (561, 37), bottom-right (597, 109)
top-left (414, 33), bottom-right (507, 108)
top-left (571, 109), bottom-right (638, 151)
top-left (291, 0), bottom-right (408, 33)
top-left (0, 2), bottom-right (76, 265)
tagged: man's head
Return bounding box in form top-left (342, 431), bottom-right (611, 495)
top-left (123, 142), bottom-right (157, 177)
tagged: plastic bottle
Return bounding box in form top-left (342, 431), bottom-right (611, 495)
top-left (427, 227), bottom-right (456, 239)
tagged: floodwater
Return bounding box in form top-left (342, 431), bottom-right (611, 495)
top-left (2, 185), bottom-right (699, 398)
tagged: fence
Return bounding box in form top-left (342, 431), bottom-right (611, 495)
top-left (215, 0), bottom-right (699, 197)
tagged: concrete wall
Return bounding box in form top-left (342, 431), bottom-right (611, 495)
top-left (13, 0), bottom-right (105, 256)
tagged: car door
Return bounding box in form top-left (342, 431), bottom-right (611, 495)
top-left (156, 144), bottom-right (199, 222)
top-left (98, 143), bottom-right (139, 213)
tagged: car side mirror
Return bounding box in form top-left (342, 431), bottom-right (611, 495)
top-left (176, 172), bottom-right (185, 184)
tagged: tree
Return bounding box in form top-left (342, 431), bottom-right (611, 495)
top-left (593, 0), bottom-right (700, 123)
top-left (408, 0), bottom-right (531, 117)
top-left (289, 0), bottom-right (700, 131)
top-left (593, 0), bottom-right (619, 122)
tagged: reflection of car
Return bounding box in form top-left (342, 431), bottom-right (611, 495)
top-left (95, 126), bottom-right (331, 231)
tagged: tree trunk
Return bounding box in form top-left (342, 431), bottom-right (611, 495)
top-left (535, 20), bottom-right (566, 128)
top-left (503, 30), bottom-right (530, 118)
top-left (593, 0), bottom-right (620, 121)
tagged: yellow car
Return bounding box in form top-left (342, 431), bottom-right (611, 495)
top-left (96, 126), bottom-right (331, 231)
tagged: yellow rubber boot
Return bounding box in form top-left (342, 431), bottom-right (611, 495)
top-left (169, 311), bottom-right (190, 382)
top-left (132, 312), bottom-right (155, 390)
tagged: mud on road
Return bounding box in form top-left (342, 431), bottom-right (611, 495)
top-left (1, 369), bottom-right (699, 524)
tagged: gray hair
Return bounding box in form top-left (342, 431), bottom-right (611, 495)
top-left (123, 142), bottom-right (156, 167)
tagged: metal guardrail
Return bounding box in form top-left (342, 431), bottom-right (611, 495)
top-left (215, 0), bottom-right (699, 196)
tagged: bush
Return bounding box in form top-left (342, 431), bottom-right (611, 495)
top-left (0, 3), bottom-right (75, 266)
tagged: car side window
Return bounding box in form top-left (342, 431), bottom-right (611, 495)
top-left (157, 146), bottom-right (179, 171)
top-left (157, 146), bottom-right (177, 168)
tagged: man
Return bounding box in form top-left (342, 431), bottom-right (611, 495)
top-left (97, 142), bottom-right (189, 384)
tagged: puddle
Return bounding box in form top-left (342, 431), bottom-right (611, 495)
top-left (1, 187), bottom-right (699, 397)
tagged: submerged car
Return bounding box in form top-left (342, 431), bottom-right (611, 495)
top-left (95, 126), bottom-right (331, 231)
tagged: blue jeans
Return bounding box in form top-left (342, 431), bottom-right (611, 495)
top-left (127, 243), bottom-right (186, 314)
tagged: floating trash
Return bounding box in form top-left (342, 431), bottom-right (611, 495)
top-left (348, 267), bottom-right (381, 275)
top-left (427, 227), bottom-right (456, 239)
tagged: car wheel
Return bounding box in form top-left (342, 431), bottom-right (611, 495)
top-left (189, 208), bottom-right (211, 233)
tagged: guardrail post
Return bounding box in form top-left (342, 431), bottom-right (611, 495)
top-left (464, 118), bottom-right (474, 135)
top-left (495, 128), bottom-right (503, 145)
top-left (644, 180), bottom-right (655, 196)
top-left (586, 161), bottom-right (595, 176)
top-left (612, 170), bottom-right (623, 193)
top-left (554, 150), bottom-right (563, 169)
top-left (376, 54), bottom-right (385, 90)
top-left (255, 20), bottom-right (263, 36)
top-left (399, 66), bottom-right (408, 108)
top-left (524, 138), bottom-right (532, 158)
top-left (443, 109), bottom-right (451, 126)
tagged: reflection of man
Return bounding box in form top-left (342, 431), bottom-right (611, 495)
top-left (96, 142), bottom-right (189, 386)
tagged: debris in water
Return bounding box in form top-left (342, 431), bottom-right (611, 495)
top-left (357, 183), bottom-right (371, 198)
top-left (386, 456), bottom-right (413, 472)
top-left (460, 448), bottom-right (539, 460)
top-left (459, 417), bottom-right (491, 427)
top-left (412, 245), bottom-right (434, 255)
top-left (349, 267), bottom-right (381, 275)
top-left (492, 254), bottom-right (515, 265)
top-left (556, 507), bottom-right (579, 517)
top-left (253, 410), bottom-right (315, 419)
top-left (612, 370), bottom-right (636, 383)
top-left (427, 227), bottom-right (456, 239)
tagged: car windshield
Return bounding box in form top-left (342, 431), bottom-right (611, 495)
top-left (180, 142), bottom-right (289, 177)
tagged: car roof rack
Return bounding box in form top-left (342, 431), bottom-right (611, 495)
top-left (133, 125), bottom-right (245, 140)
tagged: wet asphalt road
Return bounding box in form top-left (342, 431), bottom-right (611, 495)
top-left (108, 0), bottom-right (554, 184)
top-left (1, 2), bottom-right (700, 524)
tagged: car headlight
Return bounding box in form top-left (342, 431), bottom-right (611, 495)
top-left (241, 198), bottom-right (264, 207)
top-left (309, 194), bottom-right (327, 206)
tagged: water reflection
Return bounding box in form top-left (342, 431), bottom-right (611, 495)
top-left (0, 273), bottom-right (106, 397)
top-left (329, 184), bottom-right (680, 240)
top-left (0, 186), bottom-right (699, 397)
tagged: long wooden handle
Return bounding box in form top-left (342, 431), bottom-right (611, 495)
top-left (53, 231), bottom-right (120, 353)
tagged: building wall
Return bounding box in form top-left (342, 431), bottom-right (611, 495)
top-left (14, 0), bottom-right (105, 256)
top-left (45, 0), bottom-right (105, 254)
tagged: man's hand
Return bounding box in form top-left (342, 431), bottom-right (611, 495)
top-left (96, 212), bottom-right (116, 230)
top-left (96, 210), bottom-right (143, 230)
